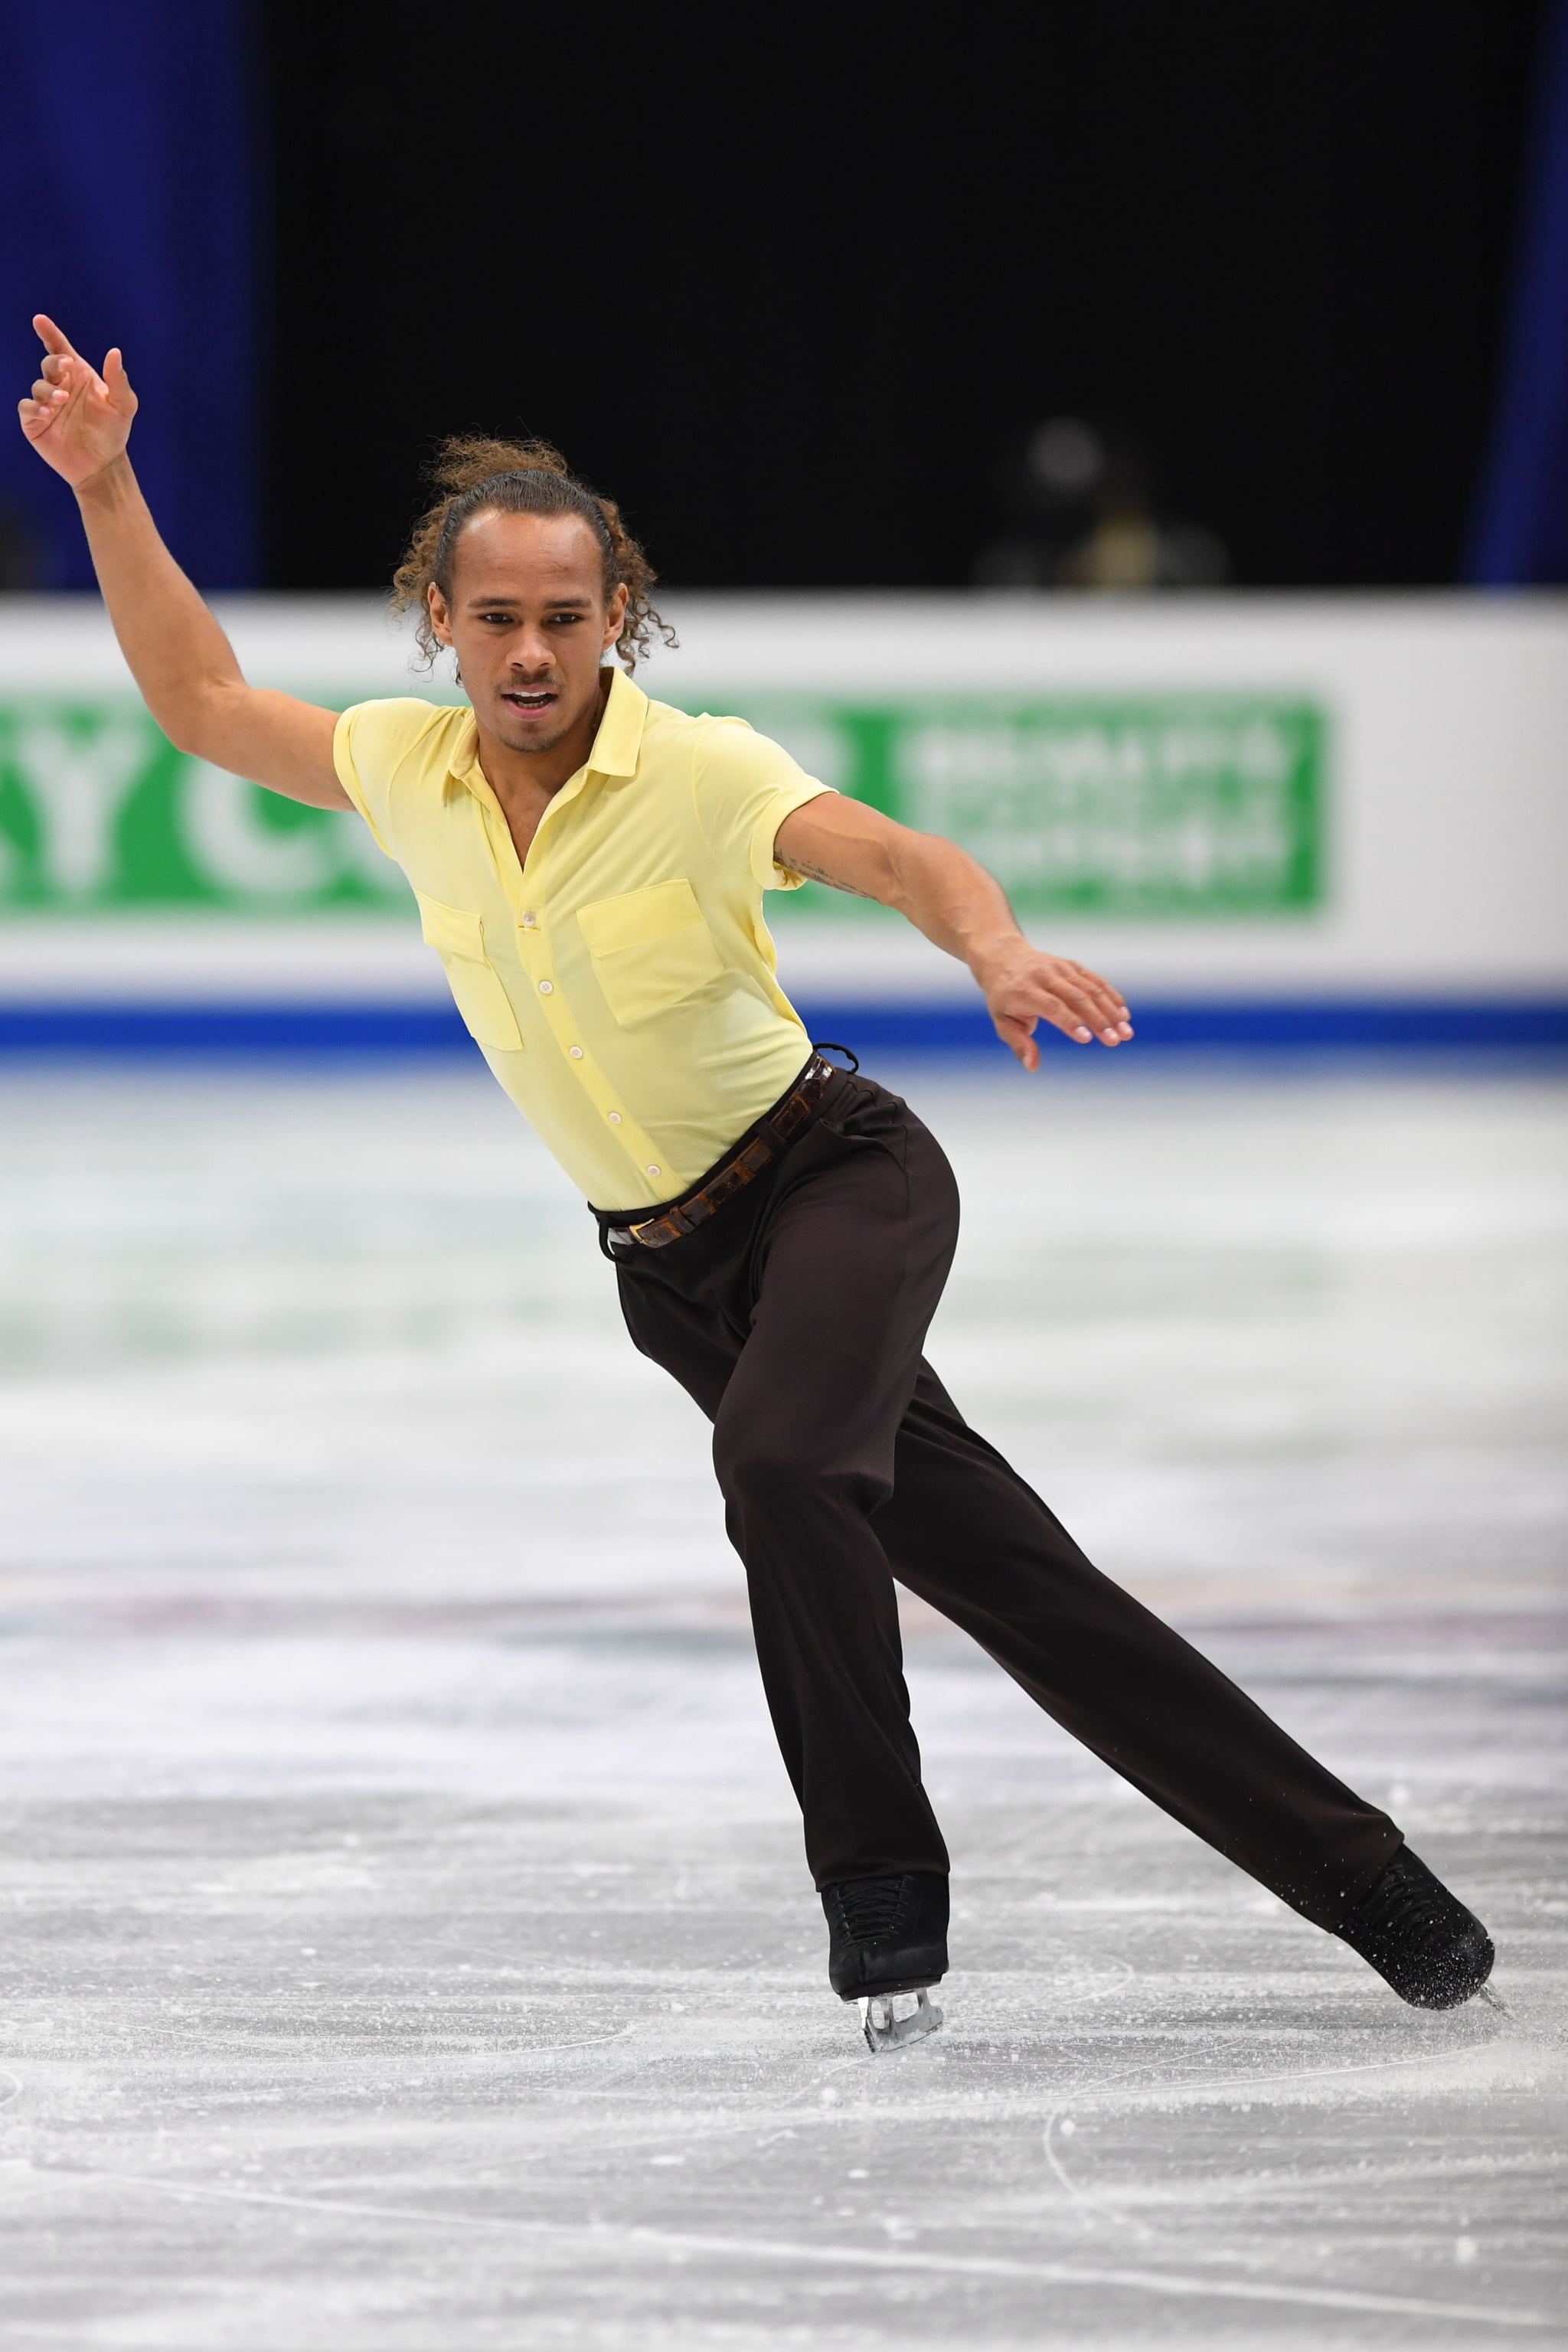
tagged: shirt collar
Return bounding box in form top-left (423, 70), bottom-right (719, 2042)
top-left (449, 665), bottom-right (648, 796)
top-left (589, 665), bottom-right (648, 779)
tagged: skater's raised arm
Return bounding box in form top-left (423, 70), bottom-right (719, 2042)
top-left (774, 792), bottom-right (1133, 1065)
top-left (18, 316), bottom-right (348, 808)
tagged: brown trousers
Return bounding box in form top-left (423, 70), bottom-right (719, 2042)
top-left (599, 1067), bottom-right (1400, 1928)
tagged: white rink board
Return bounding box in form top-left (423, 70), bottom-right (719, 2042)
top-left (0, 593), bottom-right (1563, 1007)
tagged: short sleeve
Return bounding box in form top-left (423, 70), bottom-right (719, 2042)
top-left (332, 698), bottom-right (449, 859)
top-left (691, 717), bottom-right (835, 890)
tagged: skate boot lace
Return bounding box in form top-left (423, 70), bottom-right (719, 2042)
top-left (835, 1877), bottom-right (909, 1942)
top-left (1346, 1854), bottom-right (1456, 1958)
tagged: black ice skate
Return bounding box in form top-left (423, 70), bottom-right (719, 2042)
top-left (1335, 1846), bottom-right (1494, 2008)
top-left (822, 1870), bottom-right (949, 2053)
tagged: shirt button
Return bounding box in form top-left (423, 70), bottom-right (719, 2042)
top-left (538, 979), bottom-right (554, 995)
top-left (646, 1165), bottom-right (662, 1178)
top-left (569, 1046), bottom-right (583, 1060)
top-left (607, 1111), bottom-right (622, 1125)
top-left (521, 911), bottom-right (537, 927)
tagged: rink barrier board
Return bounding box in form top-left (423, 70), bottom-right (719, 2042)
top-left (0, 691), bottom-right (1325, 920)
top-left (2, 596), bottom-right (1563, 1006)
top-left (0, 998), bottom-right (1564, 1058)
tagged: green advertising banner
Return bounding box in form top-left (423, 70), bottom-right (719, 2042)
top-left (0, 692), bottom-right (1325, 918)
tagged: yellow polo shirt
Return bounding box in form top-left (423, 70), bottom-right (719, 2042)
top-left (332, 668), bottom-right (834, 1207)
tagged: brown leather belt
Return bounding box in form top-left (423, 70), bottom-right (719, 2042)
top-left (606, 1053), bottom-right (844, 1251)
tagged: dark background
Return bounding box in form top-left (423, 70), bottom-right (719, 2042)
top-left (263, 2), bottom-right (1545, 593)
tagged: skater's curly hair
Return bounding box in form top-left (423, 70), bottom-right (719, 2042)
top-left (392, 435), bottom-right (675, 672)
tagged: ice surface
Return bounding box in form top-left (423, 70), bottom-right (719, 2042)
top-left (0, 1063), bottom-right (1563, 2347)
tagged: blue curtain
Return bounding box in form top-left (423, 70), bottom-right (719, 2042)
top-left (1469, 0), bottom-right (1568, 585)
top-left (0, 2), bottom-right (259, 592)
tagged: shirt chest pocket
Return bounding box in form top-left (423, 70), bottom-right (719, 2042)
top-left (415, 893), bottom-right (524, 1052)
top-left (576, 878), bottom-right (725, 1027)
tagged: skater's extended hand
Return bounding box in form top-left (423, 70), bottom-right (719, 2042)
top-left (774, 793), bottom-right (1133, 1065)
top-left (975, 939), bottom-right (1132, 1067)
top-left (18, 310), bottom-right (345, 808)
top-left (18, 315), bottom-right (137, 487)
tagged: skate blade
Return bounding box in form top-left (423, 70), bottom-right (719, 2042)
top-left (1478, 1984), bottom-right (1511, 2017)
top-left (859, 1987), bottom-right (943, 2054)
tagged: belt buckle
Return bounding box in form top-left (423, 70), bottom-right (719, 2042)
top-left (628, 1210), bottom-right (681, 1250)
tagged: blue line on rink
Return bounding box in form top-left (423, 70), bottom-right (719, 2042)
top-left (796, 997), bottom-right (1568, 1056)
top-left (0, 998), bottom-right (1565, 1059)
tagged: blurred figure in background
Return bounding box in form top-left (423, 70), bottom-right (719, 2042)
top-left (975, 416), bottom-right (1230, 590)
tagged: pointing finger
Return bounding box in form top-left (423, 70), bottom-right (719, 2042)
top-left (34, 313), bottom-right (82, 362)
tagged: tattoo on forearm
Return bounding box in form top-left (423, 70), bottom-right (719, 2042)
top-left (779, 856), bottom-right (880, 900)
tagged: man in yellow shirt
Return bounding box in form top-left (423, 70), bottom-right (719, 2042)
top-left (21, 317), bottom-right (1494, 2047)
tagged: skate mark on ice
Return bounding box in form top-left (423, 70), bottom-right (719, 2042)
top-left (1043, 2060), bottom-right (1168, 2245)
top-left (25, 2164), bottom-right (1555, 2330)
top-left (1041, 2009), bottom-right (1520, 2254)
top-left (956, 1953), bottom-right (1136, 2018)
top-left (0, 2069), bottom-right (21, 2110)
top-left (932, 1952), bottom-right (1135, 2064)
